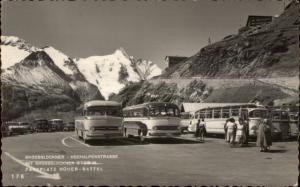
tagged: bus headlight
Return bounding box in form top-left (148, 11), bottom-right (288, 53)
top-left (118, 126), bottom-right (123, 130)
top-left (152, 126), bottom-right (157, 130)
top-left (89, 126), bottom-right (95, 131)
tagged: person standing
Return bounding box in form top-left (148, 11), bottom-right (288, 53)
top-left (224, 119), bottom-right (229, 142)
top-left (243, 118), bottom-right (249, 145)
top-left (195, 119), bottom-right (201, 140)
top-left (256, 118), bottom-right (272, 152)
top-left (235, 118), bottom-right (246, 147)
top-left (198, 118), bottom-right (206, 142)
top-left (195, 118), bottom-right (206, 142)
top-left (226, 118), bottom-right (237, 147)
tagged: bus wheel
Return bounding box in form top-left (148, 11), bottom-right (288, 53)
top-left (83, 132), bottom-right (89, 144)
top-left (75, 129), bottom-right (79, 138)
top-left (123, 128), bottom-right (128, 138)
top-left (139, 130), bottom-right (145, 142)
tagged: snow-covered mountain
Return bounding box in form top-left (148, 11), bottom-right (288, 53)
top-left (130, 57), bottom-right (162, 80)
top-left (75, 48), bottom-right (161, 99)
top-left (1, 36), bottom-right (162, 100)
top-left (1, 36), bottom-right (38, 69)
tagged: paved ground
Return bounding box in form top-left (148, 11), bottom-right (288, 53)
top-left (1, 132), bottom-right (298, 186)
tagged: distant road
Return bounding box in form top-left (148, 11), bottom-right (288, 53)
top-left (150, 76), bottom-right (299, 93)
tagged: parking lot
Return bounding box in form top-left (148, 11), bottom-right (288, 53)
top-left (1, 132), bottom-right (298, 186)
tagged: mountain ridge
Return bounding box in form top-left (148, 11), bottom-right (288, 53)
top-left (160, 1), bottom-right (299, 78)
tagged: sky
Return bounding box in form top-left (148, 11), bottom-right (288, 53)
top-left (1, 0), bottom-right (285, 69)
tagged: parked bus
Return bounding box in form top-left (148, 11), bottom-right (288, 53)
top-left (32, 119), bottom-right (50, 132)
top-left (123, 102), bottom-right (181, 141)
top-left (270, 109), bottom-right (290, 140)
top-left (288, 112), bottom-right (299, 138)
top-left (188, 103), bottom-right (280, 138)
top-left (75, 100), bottom-right (123, 143)
top-left (49, 119), bottom-right (64, 132)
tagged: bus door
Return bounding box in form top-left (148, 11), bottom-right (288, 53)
top-left (272, 111), bottom-right (290, 140)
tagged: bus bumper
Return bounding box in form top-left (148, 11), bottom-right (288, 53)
top-left (147, 131), bottom-right (181, 138)
top-left (85, 132), bottom-right (123, 140)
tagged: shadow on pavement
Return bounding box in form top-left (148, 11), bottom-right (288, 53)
top-left (266, 149), bottom-right (287, 153)
top-left (87, 137), bottom-right (200, 146)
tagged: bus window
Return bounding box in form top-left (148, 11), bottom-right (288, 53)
top-left (200, 111), bottom-right (205, 119)
top-left (143, 108), bottom-right (148, 117)
top-left (249, 110), bottom-right (267, 118)
top-left (181, 113), bottom-right (190, 119)
top-left (206, 110), bottom-right (212, 118)
top-left (281, 111), bottom-right (289, 120)
top-left (272, 112), bottom-right (280, 120)
top-left (241, 109), bottom-right (248, 120)
top-left (87, 106), bottom-right (121, 116)
top-left (213, 109), bottom-right (221, 118)
top-left (222, 109), bottom-right (230, 118)
top-left (149, 106), bottom-right (179, 117)
top-left (231, 109), bottom-right (239, 117)
top-left (133, 109), bottom-right (143, 117)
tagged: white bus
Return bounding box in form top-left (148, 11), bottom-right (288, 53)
top-left (188, 103), bottom-right (277, 137)
top-left (75, 100), bottom-right (123, 143)
top-left (123, 102), bottom-right (181, 141)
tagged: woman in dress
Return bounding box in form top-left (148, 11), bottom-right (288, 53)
top-left (256, 119), bottom-right (272, 152)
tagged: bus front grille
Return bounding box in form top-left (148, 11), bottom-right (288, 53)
top-left (156, 126), bottom-right (178, 130)
top-left (94, 126), bottom-right (119, 131)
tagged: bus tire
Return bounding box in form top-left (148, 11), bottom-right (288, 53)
top-left (138, 129), bottom-right (145, 142)
top-left (123, 128), bottom-right (128, 138)
top-left (82, 132), bottom-right (89, 144)
top-left (76, 129), bottom-right (79, 138)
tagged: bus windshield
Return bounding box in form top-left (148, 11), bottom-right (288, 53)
top-left (87, 106), bottom-right (122, 117)
top-left (181, 113), bottom-right (190, 119)
top-left (149, 106), bottom-right (180, 117)
top-left (249, 109), bottom-right (267, 118)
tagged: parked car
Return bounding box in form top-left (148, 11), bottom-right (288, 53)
top-left (63, 122), bottom-right (75, 131)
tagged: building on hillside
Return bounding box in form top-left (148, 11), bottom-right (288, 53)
top-left (165, 56), bottom-right (188, 68)
top-left (246, 15), bottom-right (273, 27)
top-left (239, 15), bottom-right (273, 34)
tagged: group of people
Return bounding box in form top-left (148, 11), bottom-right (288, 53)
top-left (195, 117), bottom-right (273, 152)
top-left (225, 117), bottom-right (272, 151)
top-left (224, 117), bottom-right (248, 147)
